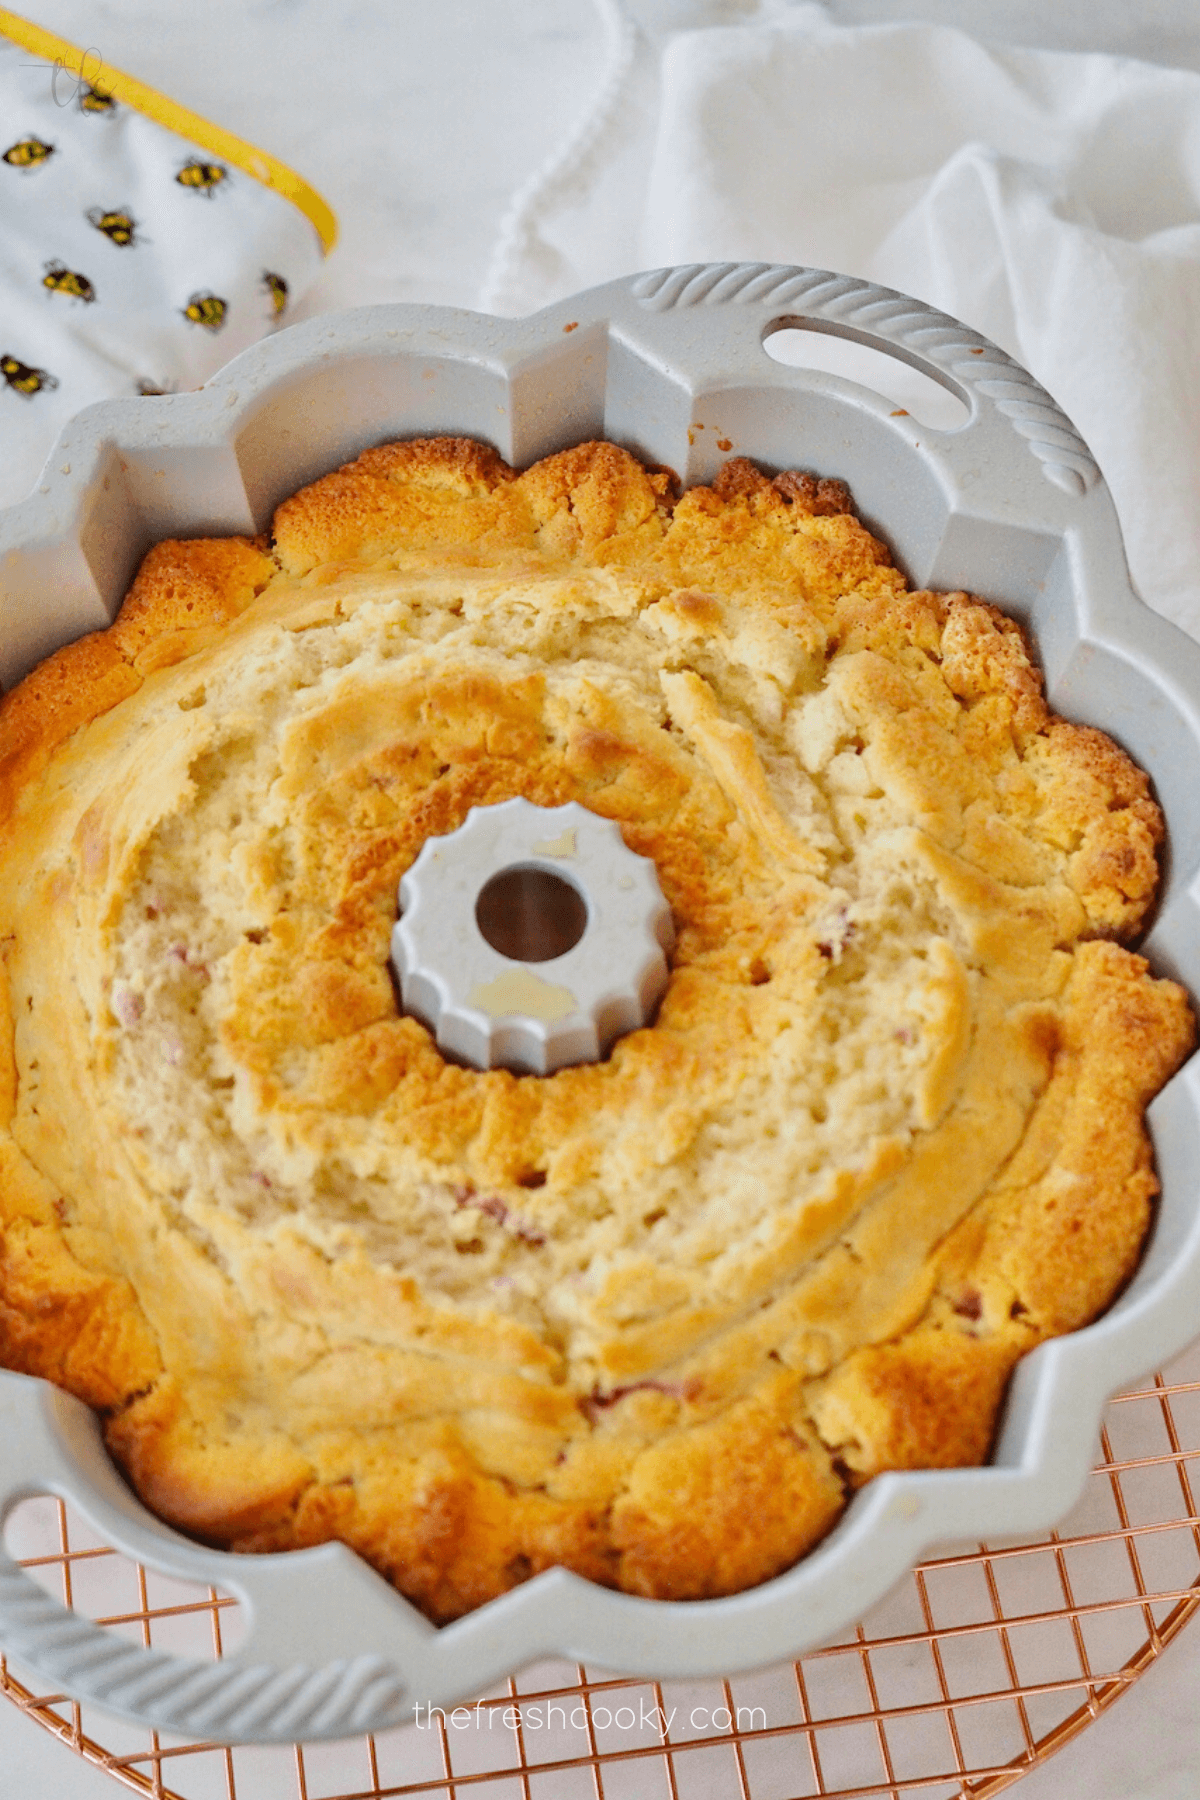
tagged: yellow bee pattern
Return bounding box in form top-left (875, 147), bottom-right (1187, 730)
top-left (78, 84), bottom-right (116, 116)
top-left (1, 355), bottom-right (59, 398)
top-left (176, 160), bottom-right (227, 197)
top-left (183, 292), bottom-right (228, 331)
top-left (87, 207), bottom-right (139, 247)
top-left (262, 271), bottom-right (288, 318)
top-left (0, 43), bottom-right (324, 496)
top-left (42, 261), bottom-right (96, 302)
top-left (3, 137), bottom-right (54, 169)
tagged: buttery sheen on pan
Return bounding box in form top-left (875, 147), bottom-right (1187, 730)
top-left (0, 438), bottom-right (1191, 1622)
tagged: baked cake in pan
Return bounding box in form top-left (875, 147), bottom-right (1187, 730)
top-left (0, 437), bottom-right (1190, 1622)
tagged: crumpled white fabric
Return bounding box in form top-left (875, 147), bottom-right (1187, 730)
top-left (0, 29), bottom-right (326, 509)
top-left (481, 1), bottom-right (1200, 636)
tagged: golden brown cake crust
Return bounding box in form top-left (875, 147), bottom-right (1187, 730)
top-left (0, 437), bottom-right (1192, 1621)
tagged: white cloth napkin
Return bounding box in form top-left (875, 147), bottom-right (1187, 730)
top-left (482, 0), bottom-right (1200, 637)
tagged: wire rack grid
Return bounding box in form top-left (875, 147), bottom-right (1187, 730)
top-left (4, 1331), bottom-right (1200, 1800)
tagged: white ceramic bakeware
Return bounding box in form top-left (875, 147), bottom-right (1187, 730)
top-left (1, 264), bottom-right (1199, 1745)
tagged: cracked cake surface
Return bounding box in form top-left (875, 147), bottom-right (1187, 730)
top-left (0, 436), bottom-right (1192, 1620)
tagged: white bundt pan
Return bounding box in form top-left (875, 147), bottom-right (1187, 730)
top-left (1, 265), bottom-right (1199, 1743)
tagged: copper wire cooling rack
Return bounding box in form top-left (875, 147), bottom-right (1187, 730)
top-left (4, 1334), bottom-right (1200, 1800)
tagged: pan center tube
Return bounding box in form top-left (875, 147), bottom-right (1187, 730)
top-left (391, 797), bottom-right (674, 1074)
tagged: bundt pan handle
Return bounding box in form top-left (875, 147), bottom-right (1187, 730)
top-left (587, 260), bottom-right (1106, 574)
top-left (607, 260), bottom-right (1102, 496)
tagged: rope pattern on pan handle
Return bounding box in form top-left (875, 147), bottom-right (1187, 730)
top-left (630, 262), bottom-right (1100, 497)
top-left (0, 1549), bottom-right (407, 1741)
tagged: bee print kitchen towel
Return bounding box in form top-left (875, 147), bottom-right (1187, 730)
top-left (0, 11), bottom-right (336, 507)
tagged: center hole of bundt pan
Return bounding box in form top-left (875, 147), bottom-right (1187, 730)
top-left (475, 866), bottom-right (589, 963)
top-left (392, 796), bottom-right (674, 1074)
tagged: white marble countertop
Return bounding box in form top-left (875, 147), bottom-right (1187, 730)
top-left (4, 2), bottom-right (1200, 1794)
